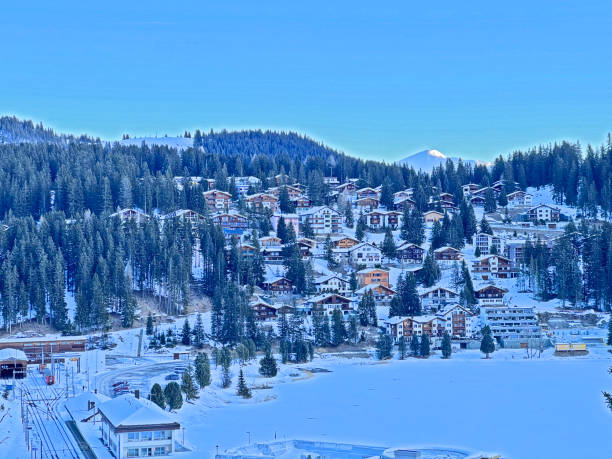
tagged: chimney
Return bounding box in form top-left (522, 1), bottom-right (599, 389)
top-left (134, 389), bottom-right (140, 399)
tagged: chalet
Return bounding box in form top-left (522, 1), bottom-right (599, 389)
top-left (356, 187), bottom-right (379, 200)
top-left (261, 246), bottom-right (283, 264)
top-left (365, 210), bottom-right (403, 229)
top-left (324, 177), bottom-right (340, 186)
top-left (347, 242), bottom-right (382, 267)
top-left (297, 240), bottom-right (314, 258)
top-left (314, 275), bottom-right (351, 295)
top-left (507, 190), bottom-right (532, 207)
top-left (503, 239), bottom-right (526, 265)
top-left (212, 212), bottom-right (248, 238)
top-left (274, 173), bottom-right (290, 185)
top-left (161, 209), bottom-right (206, 226)
top-left (259, 236), bottom-right (282, 247)
top-left (331, 235), bottom-right (360, 249)
top-left (336, 182), bottom-right (358, 195)
top-left (385, 315), bottom-right (444, 341)
top-left (420, 286), bottom-right (459, 311)
top-left (303, 293), bottom-right (355, 317)
top-left (297, 237), bottom-right (317, 250)
top-left (355, 283), bottom-right (396, 306)
top-left (291, 195), bottom-right (311, 210)
top-left (249, 298), bottom-right (290, 320)
top-left (393, 196), bottom-right (415, 211)
top-left (299, 206), bottom-right (341, 235)
top-left (270, 213), bottom-right (300, 236)
top-left (474, 284), bottom-right (507, 305)
top-left (436, 304), bottom-right (477, 338)
top-left (240, 243), bottom-right (257, 262)
top-left (423, 210), bottom-right (444, 223)
top-left (472, 186), bottom-right (497, 198)
top-left (203, 189), bottom-right (232, 210)
top-left (246, 193), bottom-right (279, 211)
top-left (472, 255), bottom-right (517, 279)
top-left (473, 232), bottom-right (502, 256)
top-left (433, 246), bottom-right (463, 264)
top-left (98, 394), bottom-right (180, 458)
top-left (469, 195), bottom-right (486, 207)
top-left (462, 183), bottom-right (480, 195)
top-left (526, 204), bottom-right (560, 222)
top-left (262, 277), bottom-right (293, 294)
top-left (233, 176), bottom-right (261, 195)
top-left (394, 189), bottom-right (413, 200)
top-left (396, 242), bottom-right (425, 263)
top-left (269, 185), bottom-right (302, 199)
top-left (173, 176), bottom-right (203, 190)
top-left (109, 208), bottom-right (150, 224)
top-left (356, 268), bottom-right (389, 288)
top-left (355, 197), bottom-right (380, 211)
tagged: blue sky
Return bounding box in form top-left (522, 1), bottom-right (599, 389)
top-left (1, 1), bottom-right (611, 161)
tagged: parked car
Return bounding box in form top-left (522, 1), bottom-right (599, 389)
top-left (112, 380), bottom-right (128, 388)
top-left (165, 374), bottom-right (180, 381)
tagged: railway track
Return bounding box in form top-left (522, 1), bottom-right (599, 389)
top-left (20, 370), bottom-right (82, 459)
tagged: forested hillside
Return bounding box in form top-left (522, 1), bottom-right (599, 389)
top-left (0, 116), bottom-right (611, 336)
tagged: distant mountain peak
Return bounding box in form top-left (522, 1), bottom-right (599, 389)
top-left (397, 149), bottom-right (488, 171)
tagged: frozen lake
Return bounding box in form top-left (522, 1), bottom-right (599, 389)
top-left (181, 354), bottom-right (611, 459)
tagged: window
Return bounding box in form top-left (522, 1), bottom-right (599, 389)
top-left (140, 431), bottom-right (152, 441)
top-left (154, 446), bottom-right (167, 456)
top-left (127, 448), bottom-right (139, 457)
top-left (153, 431), bottom-right (169, 441)
top-left (141, 447), bottom-right (153, 457)
top-left (128, 432), bottom-right (139, 442)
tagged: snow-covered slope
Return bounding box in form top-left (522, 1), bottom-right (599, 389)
top-left (397, 149), bottom-right (489, 172)
top-left (118, 136), bottom-right (193, 150)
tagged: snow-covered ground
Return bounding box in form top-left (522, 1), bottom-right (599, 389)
top-left (179, 347), bottom-right (611, 459)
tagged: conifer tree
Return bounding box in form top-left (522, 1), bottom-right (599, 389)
top-left (181, 318), bottom-right (192, 346)
top-left (376, 331), bottom-right (393, 360)
top-left (608, 319), bottom-right (612, 346)
top-left (146, 312), bottom-right (154, 336)
top-left (259, 350), bottom-right (278, 377)
top-left (344, 204), bottom-right (354, 228)
top-left (398, 335), bottom-right (407, 360)
top-left (348, 315), bottom-right (358, 343)
top-left (356, 212), bottom-right (367, 241)
top-left (479, 216), bottom-right (492, 235)
top-left (410, 334), bottom-right (420, 356)
top-left (349, 271), bottom-right (358, 293)
top-left (221, 362), bottom-right (232, 388)
top-left (441, 332), bottom-right (452, 359)
top-left (419, 333), bottom-right (431, 357)
top-left (163, 382), bottom-right (183, 410)
top-left (330, 309), bottom-right (346, 346)
top-left (194, 352), bottom-right (211, 388)
top-left (381, 227), bottom-right (397, 260)
top-left (192, 313), bottom-right (205, 348)
top-left (237, 369), bottom-right (252, 398)
top-left (480, 325), bottom-right (495, 358)
top-left (421, 252), bottom-right (441, 287)
top-left (150, 383), bottom-right (166, 409)
top-left (181, 367), bottom-right (199, 400)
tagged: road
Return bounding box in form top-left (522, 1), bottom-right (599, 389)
top-left (95, 359), bottom-right (189, 397)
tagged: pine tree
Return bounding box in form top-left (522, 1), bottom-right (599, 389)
top-left (479, 216), bottom-right (492, 235)
top-left (324, 235), bottom-right (338, 269)
top-left (330, 309), bottom-right (346, 346)
top-left (381, 227), bottom-right (397, 260)
top-left (181, 319), bottom-right (191, 346)
top-left (259, 350), bottom-right (278, 377)
top-left (192, 313), bottom-right (205, 348)
top-left (419, 333), bottom-right (430, 357)
top-left (376, 331), bottom-right (392, 360)
top-left (181, 367), bottom-right (199, 400)
top-left (348, 315), bottom-right (358, 343)
top-left (410, 334), bottom-right (420, 356)
top-left (146, 312), bottom-right (154, 335)
top-left (236, 369), bottom-right (252, 398)
top-left (441, 332), bottom-right (452, 359)
top-left (344, 204), bottom-right (354, 228)
top-left (421, 252), bottom-right (441, 287)
top-left (356, 212), bottom-right (367, 241)
top-left (480, 325), bottom-right (495, 358)
top-left (484, 187), bottom-right (497, 213)
top-left (221, 363), bottom-right (232, 388)
top-left (460, 261), bottom-right (476, 307)
top-left (608, 319), bottom-right (612, 346)
top-left (398, 335), bottom-right (407, 360)
top-left (358, 290), bottom-right (376, 325)
top-left (349, 271), bottom-right (358, 293)
top-left (194, 353), bottom-right (211, 388)
top-left (150, 383), bottom-right (166, 409)
top-left (163, 382), bottom-right (183, 410)
top-left (276, 216), bottom-right (288, 243)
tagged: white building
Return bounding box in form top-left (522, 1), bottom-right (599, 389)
top-left (98, 394), bottom-right (181, 458)
top-left (298, 206), bottom-right (341, 235)
top-left (480, 305), bottom-right (542, 343)
top-left (314, 274), bottom-right (351, 295)
top-left (507, 190), bottom-right (532, 207)
top-left (347, 242), bottom-right (382, 267)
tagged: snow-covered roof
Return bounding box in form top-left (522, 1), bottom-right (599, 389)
top-left (0, 348), bottom-right (27, 361)
top-left (99, 394), bottom-right (179, 429)
top-left (355, 283), bottom-right (395, 295)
